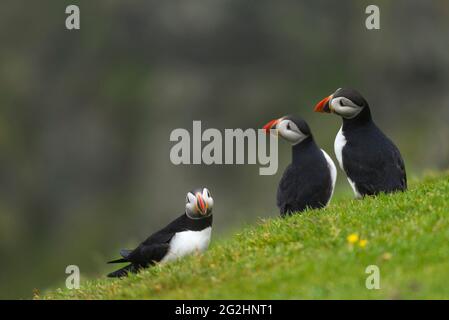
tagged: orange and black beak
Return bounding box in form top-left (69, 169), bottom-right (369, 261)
top-left (263, 118), bottom-right (281, 135)
top-left (196, 192), bottom-right (207, 215)
top-left (314, 95), bottom-right (333, 113)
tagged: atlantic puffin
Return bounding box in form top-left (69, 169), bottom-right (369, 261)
top-left (314, 88), bottom-right (407, 198)
top-left (107, 188), bottom-right (213, 278)
top-left (263, 115), bottom-right (337, 216)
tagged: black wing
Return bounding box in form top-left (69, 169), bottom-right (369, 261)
top-left (343, 126), bottom-right (407, 195)
top-left (126, 242), bottom-right (171, 266)
top-left (118, 226), bottom-right (176, 266)
top-left (107, 221), bottom-right (178, 266)
top-left (122, 215), bottom-right (189, 266)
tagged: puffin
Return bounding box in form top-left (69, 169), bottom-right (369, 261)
top-left (314, 88), bottom-right (407, 198)
top-left (263, 115), bottom-right (337, 216)
top-left (107, 187), bottom-right (214, 278)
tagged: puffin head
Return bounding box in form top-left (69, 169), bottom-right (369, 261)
top-left (263, 115), bottom-right (312, 145)
top-left (185, 187), bottom-right (214, 219)
top-left (314, 88), bottom-right (369, 119)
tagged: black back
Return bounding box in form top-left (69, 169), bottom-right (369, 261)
top-left (277, 137), bottom-right (333, 216)
top-left (341, 109), bottom-right (407, 196)
top-left (142, 213), bottom-right (213, 245)
top-left (107, 213), bottom-right (213, 276)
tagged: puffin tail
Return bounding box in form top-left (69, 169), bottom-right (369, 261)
top-left (107, 249), bottom-right (133, 264)
top-left (107, 264), bottom-right (136, 278)
top-left (107, 257), bottom-right (127, 264)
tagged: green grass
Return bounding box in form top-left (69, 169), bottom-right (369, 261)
top-left (42, 173), bottom-right (449, 299)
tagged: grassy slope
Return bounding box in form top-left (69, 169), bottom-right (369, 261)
top-left (43, 173), bottom-right (449, 299)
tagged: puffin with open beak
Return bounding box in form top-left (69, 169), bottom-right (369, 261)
top-left (314, 88), bottom-right (407, 198)
top-left (263, 115), bottom-right (337, 216)
top-left (107, 188), bottom-right (214, 278)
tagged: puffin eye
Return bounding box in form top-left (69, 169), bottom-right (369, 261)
top-left (339, 99), bottom-right (344, 106)
top-left (287, 123), bottom-right (291, 130)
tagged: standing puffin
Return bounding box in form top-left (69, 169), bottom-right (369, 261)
top-left (314, 88), bottom-right (407, 198)
top-left (107, 187), bottom-right (213, 278)
top-left (263, 115), bottom-right (337, 216)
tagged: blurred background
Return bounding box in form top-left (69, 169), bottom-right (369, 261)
top-left (0, 0), bottom-right (448, 298)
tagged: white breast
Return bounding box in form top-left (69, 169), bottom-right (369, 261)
top-left (321, 149), bottom-right (337, 204)
top-left (161, 227), bottom-right (212, 263)
top-left (334, 126), bottom-right (346, 171)
top-left (334, 126), bottom-right (362, 198)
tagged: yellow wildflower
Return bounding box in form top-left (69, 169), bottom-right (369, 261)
top-left (359, 239), bottom-right (368, 248)
top-left (347, 233), bottom-right (359, 244)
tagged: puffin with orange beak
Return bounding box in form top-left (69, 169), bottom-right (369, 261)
top-left (107, 188), bottom-right (214, 278)
top-left (263, 115), bottom-right (337, 216)
top-left (314, 88), bottom-right (406, 198)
